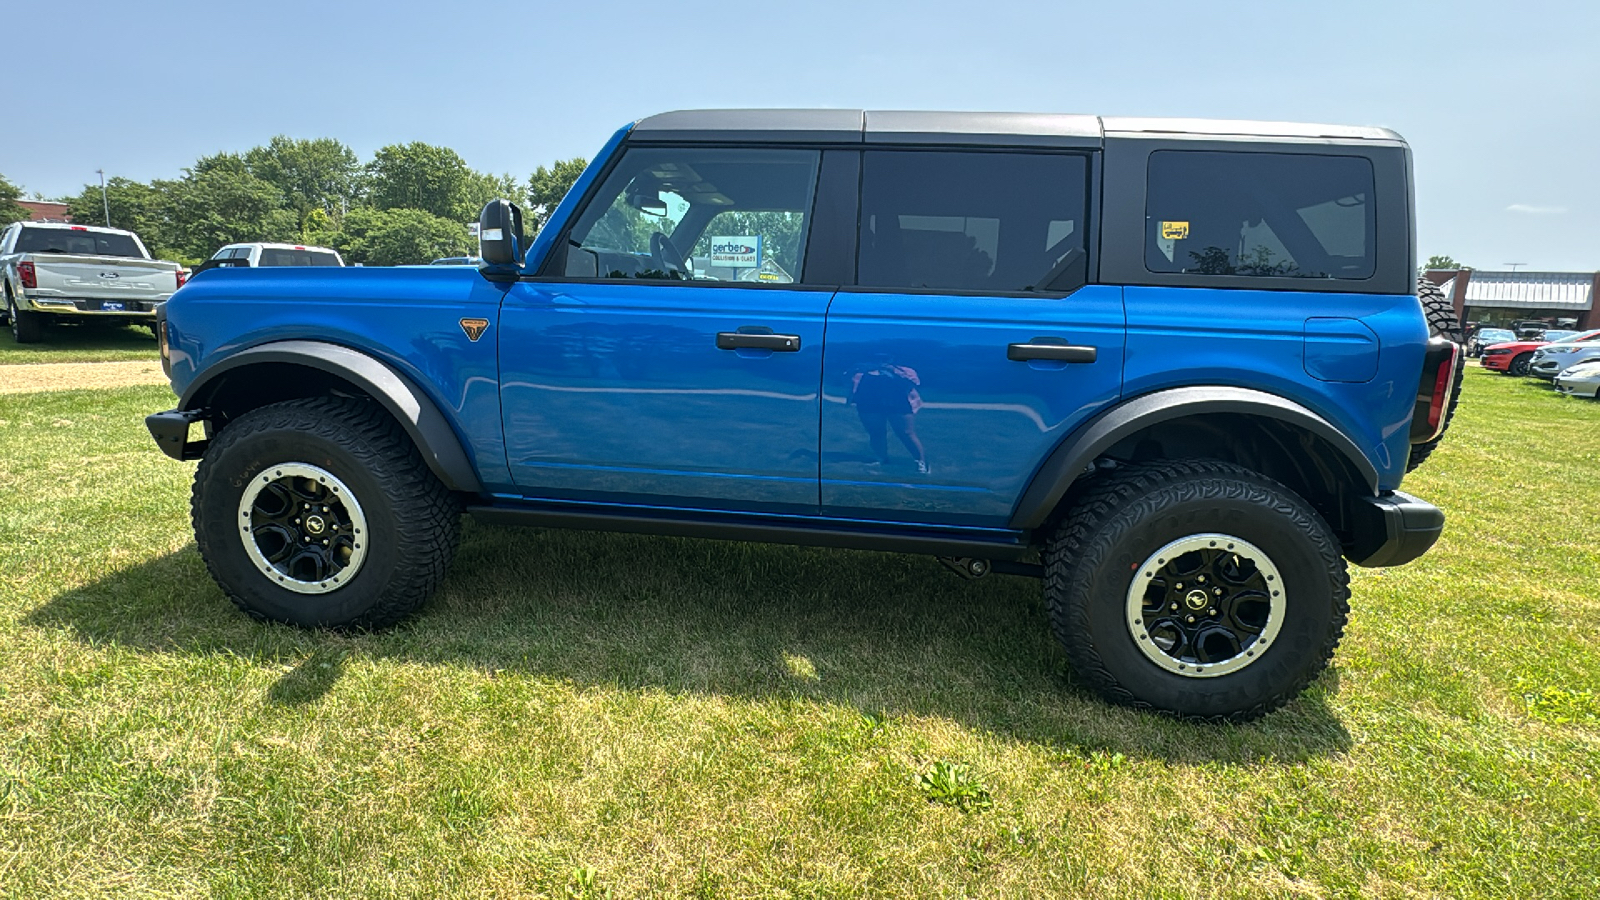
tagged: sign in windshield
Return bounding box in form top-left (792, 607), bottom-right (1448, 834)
top-left (16, 227), bottom-right (143, 258)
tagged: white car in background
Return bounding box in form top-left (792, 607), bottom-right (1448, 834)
top-left (1553, 360), bottom-right (1600, 399)
top-left (207, 242), bottom-right (344, 267)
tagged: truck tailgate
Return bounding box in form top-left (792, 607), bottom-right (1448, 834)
top-left (29, 254), bottom-right (179, 302)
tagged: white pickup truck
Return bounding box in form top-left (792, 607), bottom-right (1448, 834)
top-left (1, 221), bottom-right (185, 343)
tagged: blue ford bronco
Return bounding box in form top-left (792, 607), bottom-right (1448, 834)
top-left (147, 110), bottom-right (1463, 721)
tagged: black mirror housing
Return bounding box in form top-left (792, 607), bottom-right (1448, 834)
top-left (478, 200), bottom-right (527, 268)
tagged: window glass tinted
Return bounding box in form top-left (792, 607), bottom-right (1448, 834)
top-left (1145, 151), bottom-right (1375, 280)
top-left (565, 148), bottom-right (820, 284)
top-left (16, 227), bottom-right (144, 258)
top-left (258, 248), bottom-right (340, 266)
top-left (858, 151), bottom-right (1089, 293)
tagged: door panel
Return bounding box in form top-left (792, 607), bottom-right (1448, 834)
top-left (499, 282), bottom-right (830, 513)
top-left (820, 286), bottom-right (1125, 526)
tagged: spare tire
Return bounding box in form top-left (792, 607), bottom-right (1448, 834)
top-left (1407, 277), bottom-right (1464, 472)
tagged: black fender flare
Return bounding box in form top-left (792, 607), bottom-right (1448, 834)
top-left (1009, 385), bottom-right (1380, 530)
top-left (180, 340), bottom-right (482, 494)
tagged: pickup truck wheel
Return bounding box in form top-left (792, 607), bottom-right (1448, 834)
top-left (191, 397), bottom-right (461, 630)
top-left (1043, 460), bottom-right (1349, 722)
top-left (1405, 278), bottom-right (1464, 471)
top-left (7, 292), bottom-right (44, 344)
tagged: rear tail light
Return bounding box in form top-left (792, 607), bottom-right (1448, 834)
top-left (1410, 337), bottom-right (1462, 443)
top-left (175, 269), bottom-right (188, 289)
top-left (18, 261), bottom-right (36, 289)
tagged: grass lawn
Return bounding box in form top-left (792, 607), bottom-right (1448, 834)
top-left (0, 367), bottom-right (1596, 898)
top-left (0, 320), bottom-right (158, 365)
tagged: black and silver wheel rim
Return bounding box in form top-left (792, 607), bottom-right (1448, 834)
top-left (1126, 533), bottom-right (1285, 678)
top-left (238, 463), bottom-right (368, 594)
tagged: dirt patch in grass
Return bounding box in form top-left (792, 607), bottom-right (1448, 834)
top-left (0, 360), bottom-right (170, 394)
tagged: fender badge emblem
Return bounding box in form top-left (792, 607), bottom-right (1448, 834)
top-left (460, 318), bottom-right (489, 342)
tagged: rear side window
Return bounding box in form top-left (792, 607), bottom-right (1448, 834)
top-left (858, 151), bottom-right (1090, 293)
top-left (15, 227), bottom-right (145, 259)
top-left (1145, 151), bottom-right (1375, 280)
top-left (258, 248), bottom-right (340, 266)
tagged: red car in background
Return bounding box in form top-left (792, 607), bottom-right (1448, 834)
top-left (1481, 329), bottom-right (1593, 375)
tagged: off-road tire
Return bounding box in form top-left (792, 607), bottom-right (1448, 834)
top-left (1405, 278), bottom-right (1464, 471)
top-left (1507, 353), bottom-right (1532, 378)
top-left (191, 397), bottom-right (461, 629)
top-left (1043, 460), bottom-right (1350, 722)
top-left (7, 289), bottom-right (44, 344)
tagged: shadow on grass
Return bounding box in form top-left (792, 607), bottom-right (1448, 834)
top-left (27, 521), bottom-right (1351, 762)
top-left (0, 320), bottom-right (158, 361)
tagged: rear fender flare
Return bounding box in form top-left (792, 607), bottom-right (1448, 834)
top-left (1009, 385), bottom-right (1380, 530)
top-left (180, 340), bottom-right (482, 494)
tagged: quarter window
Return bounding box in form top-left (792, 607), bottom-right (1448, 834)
top-left (857, 151), bottom-right (1090, 293)
top-left (1145, 151), bottom-right (1376, 280)
top-left (563, 148), bottom-right (820, 284)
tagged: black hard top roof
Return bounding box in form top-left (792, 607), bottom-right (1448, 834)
top-left (630, 109), bottom-right (1405, 148)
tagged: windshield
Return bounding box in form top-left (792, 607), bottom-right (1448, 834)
top-left (1542, 330), bottom-right (1579, 343)
top-left (258, 248), bottom-right (341, 266)
top-left (1476, 329), bottom-right (1513, 342)
top-left (15, 226), bottom-right (144, 258)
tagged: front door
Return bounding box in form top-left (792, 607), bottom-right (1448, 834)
top-left (499, 146), bottom-right (830, 514)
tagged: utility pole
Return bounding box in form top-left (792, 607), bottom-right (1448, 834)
top-left (96, 169), bottom-right (111, 227)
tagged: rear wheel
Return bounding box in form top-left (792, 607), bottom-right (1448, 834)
top-left (7, 290), bottom-right (44, 344)
top-left (1405, 278), bottom-right (1464, 471)
top-left (1043, 460), bottom-right (1349, 722)
top-left (191, 397), bottom-right (461, 629)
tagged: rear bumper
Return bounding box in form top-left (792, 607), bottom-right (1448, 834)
top-left (20, 293), bottom-right (164, 318)
top-left (145, 408), bottom-right (208, 461)
top-left (1345, 491), bottom-right (1445, 568)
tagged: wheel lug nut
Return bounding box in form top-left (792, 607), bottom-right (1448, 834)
top-left (322, 506), bottom-right (329, 512)
top-left (1186, 615), bottom-right (1196, 623)
top-left (1209, 609), bottom-right (1218, 616)
top-left (1174, 582), bottom-right (1183, 590)
top-left (1170, 603), bottom-right (1179, 612)
top-left (1197, 575), bottom-right (1206, 584)
top-left (1214, 588), bottom-right (1223, 596)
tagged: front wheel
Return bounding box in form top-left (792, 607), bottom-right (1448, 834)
top-left (1043, 460), bottom-right (1349, 722)
top-left (1508, 353), bottom-right (1533, 377)
top-left (191, 397), bottom-right (461, 629)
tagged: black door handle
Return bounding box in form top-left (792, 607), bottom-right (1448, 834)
top-left (1007, 342), bottom-right (1096, 363)
top-left (717, 332), bottom-right (802, 352)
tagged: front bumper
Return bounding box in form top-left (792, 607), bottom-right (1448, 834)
top-left (1480, 353), bottom-right (1513, 372)
top-left (1531, 356), bottom-right (1582, 379)
top-left (145, 408), bottom-right (208, 460)
top-left (1555, 374), bottom-right (1600, 398)
top-left (1345, 491), bottom-right (1445, 568)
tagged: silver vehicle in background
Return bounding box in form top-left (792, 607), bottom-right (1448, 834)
top-left (1553, 359), bottom-right (1600, 399)
top-left (1529, 330), bottom-right (1600, 380)
top-left (1, 222), bottom-right (184, 343)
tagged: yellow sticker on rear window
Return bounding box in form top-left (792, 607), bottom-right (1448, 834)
top-left (1160, 221), bottom-right (1190, 240)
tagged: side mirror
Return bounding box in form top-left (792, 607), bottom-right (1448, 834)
top-left (478, 199), bottom-right (526, 267)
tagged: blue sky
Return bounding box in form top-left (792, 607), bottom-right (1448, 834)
top-left (8, 0), bottom-right (1596, 270)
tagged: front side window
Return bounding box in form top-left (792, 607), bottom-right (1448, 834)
top-left (1145, 151), bottom-right (1376, 280)
top-left (857, 151), bottom-right (1090, 293)
top-left (563, 147), bottom-right (820, 284)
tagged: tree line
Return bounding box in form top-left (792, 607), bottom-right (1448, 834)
top-left (0, 141), bottom-right (587, 267)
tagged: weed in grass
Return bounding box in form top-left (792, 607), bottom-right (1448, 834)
top-left (918, 760), bottom-right (993, 812)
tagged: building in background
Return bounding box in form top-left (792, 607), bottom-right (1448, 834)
top-left (1425, 269), bottom-right (1597, 333)
top-left (17, 200), bottom-right (71, 223)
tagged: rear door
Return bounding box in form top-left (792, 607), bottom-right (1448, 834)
top-left (820, 150), bottom-right (1125, 528)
